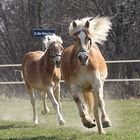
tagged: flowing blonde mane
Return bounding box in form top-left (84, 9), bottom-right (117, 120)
top-left (43, 34), bottom-right (63, 49)
top-left (69, 16), bottom-right (112, 44)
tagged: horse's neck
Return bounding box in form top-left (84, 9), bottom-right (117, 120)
top-left (40, 51), bottom-right (55, 73)
top-left (69, 46), bottom-right (81, 73)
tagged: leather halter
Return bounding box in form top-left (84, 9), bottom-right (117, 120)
top-left (75, 48), bottom-right (89, 58)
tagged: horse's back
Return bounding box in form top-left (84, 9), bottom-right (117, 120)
top-left (22, 51), bottom-right (44, 63)
top-left (22, 51), bottom-right (44, 72)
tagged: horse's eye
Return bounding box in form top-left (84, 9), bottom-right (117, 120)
top-left (73, 38), bottom-right (76, 41)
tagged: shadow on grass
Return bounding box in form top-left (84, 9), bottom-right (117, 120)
top-left (0, 124), bottom-right (16, 130)
top-left (0, 122), bottom-right (35, 130)
top-left (0, 136), bottom-right (63, 140)
top-left (1, 136), bottom-right (76, 140)
top-left (0, 121), bottom-right (97, 140)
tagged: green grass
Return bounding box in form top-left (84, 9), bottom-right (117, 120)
top-left (0, 96), bottom-right (140, 140)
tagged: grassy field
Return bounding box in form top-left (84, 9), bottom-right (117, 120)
top-left (0, 96), bottom-right (140, 140)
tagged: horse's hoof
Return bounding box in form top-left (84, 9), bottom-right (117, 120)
top-left (41, 108), bottom-right (50, 115)
top-left (83, 121), bottom-right (96, 128)
top-left (102, 121), bottom-right (112, 128)
top-left (33, 119), bottom-right (39, 124)
top-left (82, 118), bottom-right (96, 128)
top-left (82, 119), bottom-right (96, 128)
top-left (41, 110), bottom-right (47, 115)
top-left (59, 120), bottom-right (66, 125)
top-left (99, 130), bottom-right (106, 135)
top-left (46, 107), bottom-right (50, 113)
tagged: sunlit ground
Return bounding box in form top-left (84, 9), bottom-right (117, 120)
top-left (0, 96), bottom-right (140, 140)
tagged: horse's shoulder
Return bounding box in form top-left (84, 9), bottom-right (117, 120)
top-left (90, 46), bottom-right (104, 59)
top-left (88, 45), bottom-right (107, 72)
top-left (90, 45), bottom-right (100, 52)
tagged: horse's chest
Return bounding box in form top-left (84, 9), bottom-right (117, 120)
top-left (43, 70), bottom-right (60, 85)
top-left (72, 68), bottom-right (93, 85)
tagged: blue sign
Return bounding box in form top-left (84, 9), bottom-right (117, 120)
top-left (32, 29), bottom-right (55, 37)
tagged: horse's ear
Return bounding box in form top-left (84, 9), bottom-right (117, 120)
top-left (73, 21), bottom-right (77, 28)
top-left (89, 17), bottom-right (94, 21)
top-left (48, 37), bottom-right (50, 41)
top-left (85, 21), bottom-right (89, 28)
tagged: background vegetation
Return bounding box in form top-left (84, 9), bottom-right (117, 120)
top-left (0, 0), bottom-right (140, 98)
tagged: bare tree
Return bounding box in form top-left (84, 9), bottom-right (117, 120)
top-left (0, 0), bottom-right (139, 98)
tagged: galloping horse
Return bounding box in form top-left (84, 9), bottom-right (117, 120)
top-left (22, 34), bottom-right (65, 125)
top-left (61, 17), bottom-right (112, 134)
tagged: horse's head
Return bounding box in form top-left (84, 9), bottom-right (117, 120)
top-left (72, 21), bottom-right (91, 66)
top-left (69, 17), bottom-right (112, 66)
top-left (48, 42), bottom-right (64, 67)
top-left (43, 34), bottom-right (64, 68)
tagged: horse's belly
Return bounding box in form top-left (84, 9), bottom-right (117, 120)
top-left (27, 76), bottom-right (43, 90)
top-left (32, 81), bottom-right (43, 90)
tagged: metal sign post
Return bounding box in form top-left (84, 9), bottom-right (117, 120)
top-left (32, 29), bottom-right (55, 37)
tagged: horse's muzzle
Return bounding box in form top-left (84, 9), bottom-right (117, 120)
top-left (55, 60), bottom-right (61, 68)
top-left (77, 51), bottom-right (88, 66)
top-left (52, 55), bottom-right (61, 68)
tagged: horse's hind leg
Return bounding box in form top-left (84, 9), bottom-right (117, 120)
top-left (27, 86), bottom-right (38, 124)
top-left (47, 86), bottom-right (65, 125)
top-left (98, 82), bottom-right (112, 128)
top-left (41, 92), bottom-right (50, 115)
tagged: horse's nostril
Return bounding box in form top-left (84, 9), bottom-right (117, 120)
top-left (56, 60), bottom-right (60, 66)
top-left (56, 61), bottom-right (58, 64)
top-left (78, 55), bottom-right (88, 62)
top-left (84, 55), bottom-right (88, 60)
top-left (78, 55), bottom-right (83, 61)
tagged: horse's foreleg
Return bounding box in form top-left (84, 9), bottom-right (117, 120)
top-left (93, 78), bottom-right (107, 134)
top-left (54, 83), bottom-right (62, 112)
top-left (93, 91), bottom-right (105, 134)
top-left (71, 85), bottom-right (96, 128)
top-left (98, 83), bottom-right (112, 128)
top-left (47, 86), bottom-right (66, 125)
top-left (28, 87), bottom-right (38, 124)
top-left (41, 92), bottom-right (50, 115)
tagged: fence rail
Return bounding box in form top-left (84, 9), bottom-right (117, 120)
top-left (0, 79), bottom-right (140, 85)
top-left (0, 64), bottom-right (22, 67)
top-left (106, 60), bottom-right (140, 63)
top-left (0, 60), bottom-right (140, 85)
top-left (0, 60), bottom-right (140, 67)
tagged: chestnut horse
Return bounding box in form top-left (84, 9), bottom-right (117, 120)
top-left (22, 34), bottom-right (65, 125)
top-left (61, 17), bottom-right (112, 134)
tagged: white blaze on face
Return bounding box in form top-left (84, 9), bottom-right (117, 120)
top-left (78, 31), bottom-right (86, 48)
top-left (77, 31), bottom-right (89, 65)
